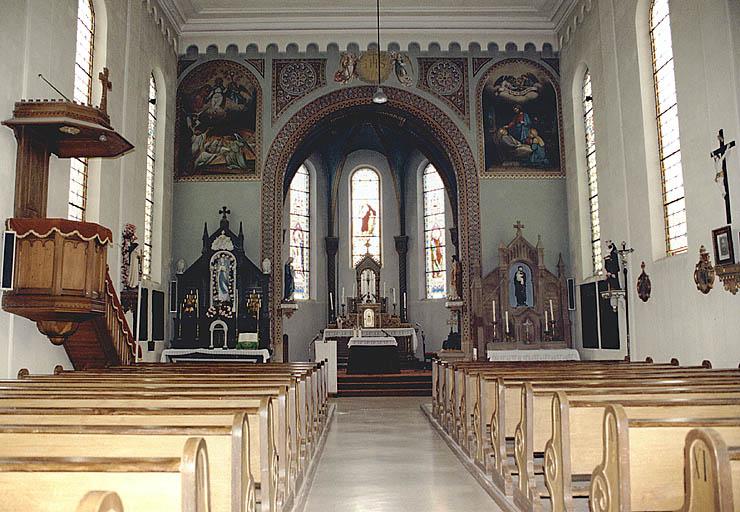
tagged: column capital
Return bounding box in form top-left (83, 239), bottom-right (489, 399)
top-left (325, 236), bottom-right (339, 255)
top-left (394, 235), bottom-right (409, 255)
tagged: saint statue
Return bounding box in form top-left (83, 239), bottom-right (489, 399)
top-left (217, 257), bottom-right (231, 302)
top-left (126, 242), bottom-right (142, 289)
top-left (514, 265), bottom-right (528, 307)
top-left (604, 241), bottom-right (621, 290)
top-left (449, 255), bottom-right (461, 300)
top-left (284, 257), bottom-right (296, 302)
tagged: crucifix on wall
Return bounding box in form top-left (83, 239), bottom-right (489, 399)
top-left (710, 129), bottom-right (736, 224)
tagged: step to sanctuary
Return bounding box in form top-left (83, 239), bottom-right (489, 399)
top-left (337, 369), bottom-right (431, 397)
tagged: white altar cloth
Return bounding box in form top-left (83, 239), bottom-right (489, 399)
top-left (160, 348), bottom-right (271, 363)
top-left (323, 328), bottom-right (418, 351)
top-left (348, 337), bottom-right (398, 348)
top-left (485, 348), bottom-right (580, 362)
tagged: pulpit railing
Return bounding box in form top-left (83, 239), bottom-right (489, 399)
top-left (104, 270), bottom-right (139, 365)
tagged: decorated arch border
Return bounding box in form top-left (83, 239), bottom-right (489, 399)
top-left (261, 85), bottom-right (481, 355)
top-left (476, 58), bottom-right (565, 180)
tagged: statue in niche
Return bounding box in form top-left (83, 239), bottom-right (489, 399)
top-left (216, 257), bottom-right (231, 301)
top-left (514, 265), bottom-right (528, 306)
top-left (604, 241), bottom-right (621, 290)
top-left (361, 268), bottom-right (377, 303)
top-left (284, 257), bottom-right (296, 302)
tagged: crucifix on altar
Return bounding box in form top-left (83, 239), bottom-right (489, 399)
top-left (710, 129), bottom-right (736, 224)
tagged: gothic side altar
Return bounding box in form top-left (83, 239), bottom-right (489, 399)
top-left (173, 208), bottom-right (271, 352)
top-left (478, 222), bottom-right (572, 351)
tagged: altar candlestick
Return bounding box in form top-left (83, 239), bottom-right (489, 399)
top-left (341, 287), bottom-right (345, 305)
top-left (549, 299), bottom-right (554, 320)
top-left (403, 292), bottom-right (407, 311)
top-left (383, 282), bottom-right (386, 299)
top-left (505, 311), bottom-right (510, 333)
top-left (492, 300), bottom-right (496, 323)
top-left (545, 310), bottom-right (549, 331)
top-left (329, 292), bottom-right (334, 313)
top-left (392, 288), bottom-right (396, 305)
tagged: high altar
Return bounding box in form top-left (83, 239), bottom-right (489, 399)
top-left (173, 208), bottom-right (270, 350)
top-left (325, 252), bottom-right (417, 364)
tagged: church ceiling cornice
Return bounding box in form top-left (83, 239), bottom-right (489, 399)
top-left (157, 0), bottom-right (572, 52)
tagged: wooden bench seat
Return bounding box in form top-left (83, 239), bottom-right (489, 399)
top-left (0, 437), bottom-right (209, 512)
top-left (0, 414), bottom-right (258, 512)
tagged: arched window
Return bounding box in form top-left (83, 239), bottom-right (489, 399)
top-left (582, 70), bottom-right (602, 275)
top-left (650, 0), bottom-right (686, 254)
top-left (142, 73), bottom-right (157, 279)
top-left (351, 168), bottom-right (381, 266)
top-left (423, 163), bottom-right (447, 298)
top-left (289, 165), bottom-right (311, 300)
top-left (68, 0), bottom-right (95, 221)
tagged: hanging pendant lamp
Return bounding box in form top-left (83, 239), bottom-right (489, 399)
top-left (372, 0), bottom-right (387, 104)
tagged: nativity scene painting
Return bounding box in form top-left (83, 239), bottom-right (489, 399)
top-left (175, 59), bottom-right (260, 180)
top-left (481, 59), bottom-right (562, 176)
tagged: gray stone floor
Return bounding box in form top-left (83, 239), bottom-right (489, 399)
top-left (303, 397), bottom-right (501, 511)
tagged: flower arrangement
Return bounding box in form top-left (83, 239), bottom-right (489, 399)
top-left (206, 302), bottom-right (234, 319)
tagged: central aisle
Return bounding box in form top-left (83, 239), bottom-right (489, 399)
top-left (303, 397), bottom-right (501, 511)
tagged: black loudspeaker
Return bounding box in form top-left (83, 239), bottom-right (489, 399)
top-left (169, 280), bottom-right (177, 313)
top-left (152, 290), bottom-right (165, 341)
top-left (567, 278), bottom-right (576, 310)
top-left (1, 231), bottom-right (16, 290)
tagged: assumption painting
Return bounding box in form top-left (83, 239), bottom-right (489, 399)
top-left (176, 60), bottom-right (260, 180)
top-left (480, 59), bottom-right (563, 177)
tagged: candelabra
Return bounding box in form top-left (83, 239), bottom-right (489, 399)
top-left (600, 241), bottom-right (634, 360)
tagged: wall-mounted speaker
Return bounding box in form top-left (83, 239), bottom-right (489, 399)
top-left (567, 278), bottom-right (576, 310)
top-left (1, 231), bottom-right (16, 290)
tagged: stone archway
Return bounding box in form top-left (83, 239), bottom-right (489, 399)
top-left (261, 86), bottom-right (481, 359)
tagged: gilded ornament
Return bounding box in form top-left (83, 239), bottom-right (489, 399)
top-left (636, 261), bottom-right (651, 302)
top-left (693, 245), bottom-right (716, 294)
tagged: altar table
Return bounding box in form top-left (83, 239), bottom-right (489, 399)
top-left (347, 337), bottom-right (399, 374)
top-left (160, 348), bottom-right (271, 363)
top-left (324, 328), bottom-right (418, 351)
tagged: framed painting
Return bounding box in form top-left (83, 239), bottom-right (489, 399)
top-left (712, 225), bottom-right (735, 265)
top-left (477, 59), bottom-right (563, 178)
top-left (175, 59), bottom-right (261, 181)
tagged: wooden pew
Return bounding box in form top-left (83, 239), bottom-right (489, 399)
top-left (0, 412), bottom-right (259, 512)
top-left (75, 492), bottom-right (124, 512)
top-left (589, 406), bottom-right (740, 512)
top-left (680, 428), bottom-right (739, 512)
top-left (0, 392), bottom-right (284, 512)
top-left (0, 436), bottom-right (209, 512)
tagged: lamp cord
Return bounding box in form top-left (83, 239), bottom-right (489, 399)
top-left (376, 0), bottom-right (381, 87)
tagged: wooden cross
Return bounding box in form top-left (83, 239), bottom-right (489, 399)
top-left (219, 206), bottom-right (231, 219)
top-left (514, 220), bottom-right (525, 235)
top-left (710, 129), bottom-right (736, 224)
top-left (98, 67), bottom-right (112, 115)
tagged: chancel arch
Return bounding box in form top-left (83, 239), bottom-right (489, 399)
top-left (262, 86), bottom-right (480, 360)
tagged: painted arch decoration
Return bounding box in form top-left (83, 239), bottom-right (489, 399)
top-left (175, 59), bottom-right (262, 181)
top-left (477, 58), bottom-right (564, 179)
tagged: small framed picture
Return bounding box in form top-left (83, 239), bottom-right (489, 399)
top-left (712, 226), bottom-right (735, 265)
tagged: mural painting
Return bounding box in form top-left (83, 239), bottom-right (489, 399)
top-left (175, 59), bottom-right (260, 180)
top-left (480, 59), bottom-right (562, 177)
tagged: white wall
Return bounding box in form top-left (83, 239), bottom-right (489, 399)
top-left (0, 0), bottom-right (177, 377)
top-left (561, 0), bottom-right (740, 367)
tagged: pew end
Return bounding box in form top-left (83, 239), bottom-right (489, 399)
top-left (681, 428), bottom-right (736, 512)
top-left (75, 491), bottom-right (124, 512)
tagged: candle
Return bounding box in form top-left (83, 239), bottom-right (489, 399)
top-left (492, 300), bottom-right (496, 323)
top-left (549, 299), bottom-right (554, 320)
top-left (392, 288), bottom-right (396, 305)
top-left (505, 311), bottom-right (509, 333)
top-left (403, 292), bottom-right (407, 310)
top-left (329, 292), bottom-right (334, 312)
top-left (341, 287), bottom-right (345, 305)
top-left (383, 282), bottom-right (387, 299)
top-left (353, 282), bottom-right (357, 298)
top-left (473, 347), bottom-right (478, 360)
top-left (545, 310), bottom-right (549, 330)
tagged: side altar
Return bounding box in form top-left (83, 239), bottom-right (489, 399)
top-left (173, 208), bottom-right (270, 350)
top-left (477, 222), bottom-right (572, 350)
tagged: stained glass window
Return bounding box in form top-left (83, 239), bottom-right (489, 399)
top-left (650, 0), bottom-right (687, 254)
top-left (582, 70), bottom-right (602, 275)
top-left (142, 74), bottom-right (157, 279)
top-left (68, 0), bottom-right (94, 221)
top-left (351, 168), bottom-right (381, 266)
top-left (289, 165), bottom-right (310, 300)
top-left (423, 164), bottom-right (447, 299)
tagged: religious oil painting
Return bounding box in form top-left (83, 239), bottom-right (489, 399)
top-left (480, 59), bottom-right (563, 177)
top-left (176, 60), bottom-right (260, 181)
top-left (509, 263), bottom-right (534, 308)
top-left (712, 226), bottom-right (735, 265)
